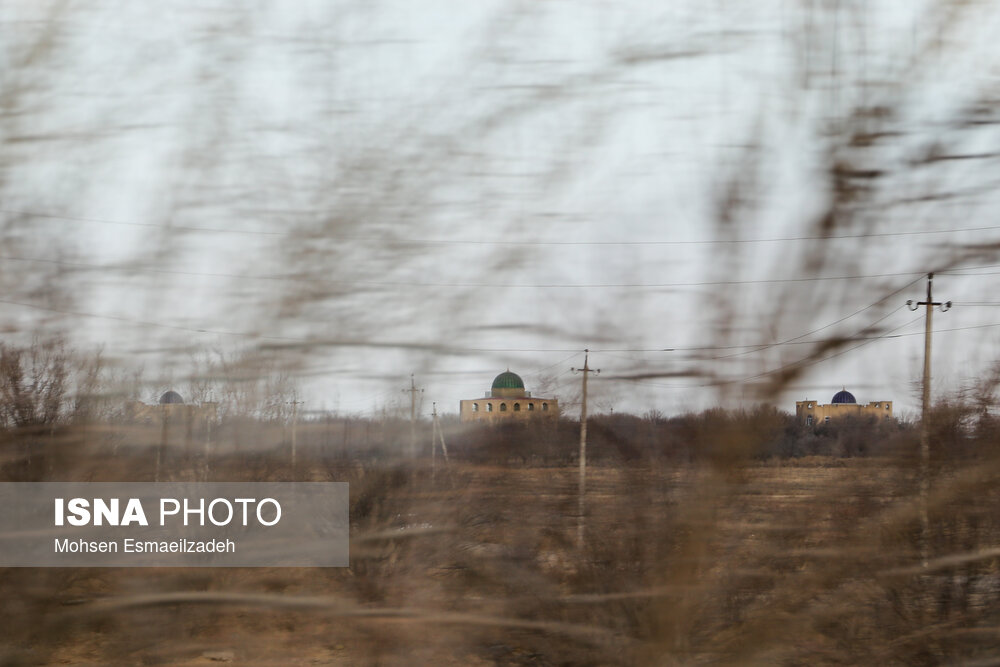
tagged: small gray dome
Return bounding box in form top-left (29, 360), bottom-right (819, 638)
top-left (159, 390), bottom-right (184, 405)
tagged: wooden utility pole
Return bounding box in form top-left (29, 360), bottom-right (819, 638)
top-left (203, 406), bottom-right (214, 481)
top-left (156, 411), bottom-right (166, 482)
top-left (572, 350), bottom-right (599, 548)
top-left (205, 411), bottom-right (212, 459)
top-left (287, 399), bottom-right (304, 471)
top-left (430, 402), bottom-right (450, 468)
top-left (403, 375), bottom-right (423, 458)
top-left (907, 272), bottom-right (950, 566)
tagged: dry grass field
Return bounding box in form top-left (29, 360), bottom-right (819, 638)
top-left (3, 422), bottom-right (999, 666)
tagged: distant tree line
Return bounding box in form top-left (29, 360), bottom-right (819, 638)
top-left (443, 406), bottom-right (999, 465)
top-left (4, 337), bottom-right (1000, 468)
top-left (444, 408), bottom-right (912, 465)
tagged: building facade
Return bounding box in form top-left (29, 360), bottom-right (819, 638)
top-left (796, 389), bottom-right (892, 426)
top-left (460, 370), bottom-right (559, 423)
top-left (126, 390), bottom-right (218, 424)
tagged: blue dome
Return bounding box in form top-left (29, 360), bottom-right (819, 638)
top-left (831, 389), bottom-right (856, 404)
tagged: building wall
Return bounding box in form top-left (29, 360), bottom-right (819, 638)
top-left (796, 400), bottom-right (893, 425)
top-left (459, 397), bottom-right (559, 423)
top-left (491, 386), bottom-right (531, 399)
top-left (125, 401), bottom-right (218, 424)
top-left (123, 401), bottom-right (219, 453)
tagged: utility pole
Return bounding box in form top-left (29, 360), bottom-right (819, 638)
top-left (571, 349), bottom-right (599, 548)
top-left (287, 399), bottom-right (304, 471)
top-left (203, 403), bottom-right (214, 482)
top-left (403, 375), bottom-right (423, 458)
top-left (430, 402), bottom-right (450, 470)
top-left (156, 411), bottom-right (167, 483)
top-left (907, 272), bottom-right (950, 567)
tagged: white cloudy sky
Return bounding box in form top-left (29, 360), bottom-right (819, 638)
top-left (3, 0), bottom-right (1000, 417)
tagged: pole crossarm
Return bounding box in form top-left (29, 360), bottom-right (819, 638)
top-left (907, 299), bottom-right (951, 310)
top-left (907, 271), bottom-right (951, 312)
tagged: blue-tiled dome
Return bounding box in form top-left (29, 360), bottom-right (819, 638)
top-left (831, 389), bottom-right (856, 404)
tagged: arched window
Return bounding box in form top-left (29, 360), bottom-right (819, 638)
top-left (528, 403), bottom-right (534, 411)
top-left (487, 403), bottom-right (493, 412)
top-left (542, 403), bottom-right (548, 411)
top-left (806, 415), bottom-right (813, 427)
top-left (500, 403), bottom-right (507, 412)
top-left (513, 403), bottom-right (520, 412)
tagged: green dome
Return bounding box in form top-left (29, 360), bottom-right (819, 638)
top-left (492, 371), bottom-right (525, 390)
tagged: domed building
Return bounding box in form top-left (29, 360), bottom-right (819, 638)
top-left (159, 390), bottom-right (185, 405)
top-left (460, 370), bottom-right (559, 423)
top-left (125, 390), bottom-right (218, 436)
top-left (796, 388), bottom-right (892, 426)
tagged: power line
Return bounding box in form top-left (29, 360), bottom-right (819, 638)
top-left (0, 297), bottom-right (303, 341)
top-left (710, 313), bottom-right (926, 389)
top-left (597, 307), bottom-right (990, 390)
top-left (579, 280), bottom-right (919, 357)
top-left (525, 351), bottom-right (583, 376)
top-left (709, 277), bottom-right (923, 361)
top-left (1, 294), bottom-right (996, 355)
top-left (606, 320), bottom-right (1000, 357)
top-left (0, 253), bottom-right (961, 288)
top-left (0, 210), bottom-right (284, 236)
top-left (706, 312), bottom-right (1000, 388)
top-left (0, 256), bottom-right (302, 285)
top-left (939, 270), bottom-right (1000, 277)
top-left (6, 208), bottom-right (1000, 245)
top-left (910, 321), bottom-right (1000, 336)
top-left (10, 253), bottom-right (1000, 290)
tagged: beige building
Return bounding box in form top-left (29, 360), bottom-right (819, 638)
top-left (460, 371), bottom-right (559, 423)
top-left (796, 389), bottom-right (892, 426)
top-left (125, 390), bottom-right (218, 448)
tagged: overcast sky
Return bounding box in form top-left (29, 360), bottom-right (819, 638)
top-left (3, 0), bottom-right (1000, 417)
